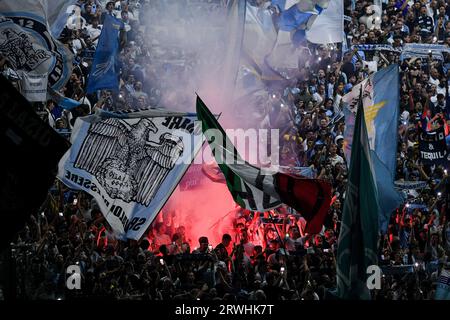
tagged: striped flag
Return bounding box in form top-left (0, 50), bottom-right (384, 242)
top-left (435, 269), bottom-right (450, 300)
top-left (196, 96), bottom-right (332, 234)
top-left (336, 92), bottom-right (379, 300)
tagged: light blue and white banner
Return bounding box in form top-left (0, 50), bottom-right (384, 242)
top-left (58, 109), bottom-right (203, 240)
top-left (394, 180), bottom-right (428, 190)
top-left (0, 1), bottom-right (73, 91)
top-left (400, 43), bottom-right (450, 61)
top-left (351, 44), bottom-right (401, 53)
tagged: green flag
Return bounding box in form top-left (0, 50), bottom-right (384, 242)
top-left (196, 95), bottom-right (282, 212)
top-left (336, 95), bottom-right (380, 299)
top-left (196, 95), bottom-right (332, 234)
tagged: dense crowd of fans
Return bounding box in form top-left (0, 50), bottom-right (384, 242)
top-left (1, 0), bottom-right (450, 300)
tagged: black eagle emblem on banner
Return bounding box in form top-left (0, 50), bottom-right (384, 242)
top-left (74, 118), bottom-right (184, 206)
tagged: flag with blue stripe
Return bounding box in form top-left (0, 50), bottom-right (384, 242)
top-left (87, 14), bottom-right (123, 94)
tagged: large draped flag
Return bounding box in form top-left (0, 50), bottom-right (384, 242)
top-left (57, 109), bottom-right (203, 240)
top-left (276, 0), bottom-right (327, 33)
top-left (243, 0), bottom-right (278, 67)
top-left (267, 0), bottom-right (331, 70)
top-left (45, 0), bottom-right (79, 38)
top-left (272, 0), bottom-right (330, 46)
top-left (221, 0), bottom-right (247, 99)
top-left (239, 1), bottom-right (287, 89)
top-left (0, 0), bottom-right (73, 91)
top-left (343, 65), bottom-right (403, 233)
top-left (231, 1), bottom-right (287, 123)
top-left (197, 96), bottom-right (332, 234)
top-left (86, 14), bottom-right (123, 94)
top-left (336, 93), bottom-right (379, 300)
top-left (0, 75), bottom-right (69, 250)
top-left (305, 0), bottom-right (344, 44)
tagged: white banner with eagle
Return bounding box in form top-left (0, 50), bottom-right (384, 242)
top-left (57, 109), bottom-right (203, 240)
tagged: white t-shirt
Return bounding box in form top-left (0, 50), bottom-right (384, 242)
top-left (313, 92), bottom-right (324, 105)
top-left (72, 38), bottom-right (84, 53)
top-left (86, 25), bottom-right (102, 44)
top-left (429, 76), bottom-right (440, 87)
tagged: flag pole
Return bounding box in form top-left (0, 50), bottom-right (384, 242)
top-left (266, 210), bottom-right (289, 259)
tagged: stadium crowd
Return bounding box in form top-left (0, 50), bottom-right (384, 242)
top-left (1, 0), bottom-right (450, 300)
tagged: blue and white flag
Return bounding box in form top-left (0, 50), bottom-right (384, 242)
top-left (277, 1), bottom-right (324, 32)
top-left (352, 44), bottom-right (401, 53)
top-left (306, 0), bottom-right (344, 44)
top-left (45, 0), bottom-right (79, 38)
top-left (0, 0), bottom-right (73, 91)
top-left (400, 43), bottom-right (450, 61)
top-left (57, 109), bottom-right (203, 240)
top-left (394, 180), bottom-right (428, 190)
top-left (343, 65), bottom-right (404, 233)
top-left (266, 0), bottom-right (329, 70)
top-left (271, 0), bottom-right (287, 12)
top-left (48, 86), bottom-right (81, 111)
top-left (274, 0), bottom-right (330, 45)
top-left (86, 14), bottom-right (123, 94)
top-left (435, 269), bottom-right (450, 300)
top-left (222, 0), bottom-right (246, 100)
top-left (244, 1), bottom-right (278, 67)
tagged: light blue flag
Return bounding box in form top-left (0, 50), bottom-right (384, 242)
top-left (271, 0), bottom-right (287, 11)
top-left (269, 0), bottom-right (330, 57)
top-left (277, 2), bottom-right (322, 32)
top-left (343, 65), bottom-right (403, 233)
top-left (48, 86), bottom-right (81, 111)
top-left (87, 14), bottom-right (123, 94)
top-left (0, 1), bottom-right (73, 91)
top-left (46, 0), bottom-right (79, 38)
top-left (372, 65), bottom-right (404, 232)
top-left (372, 65), bottom-right (399, 175)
